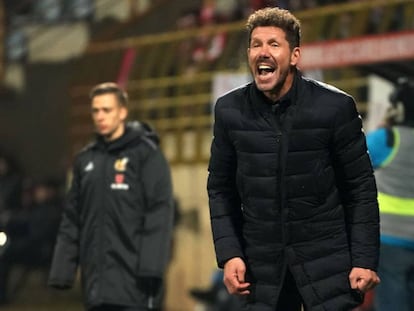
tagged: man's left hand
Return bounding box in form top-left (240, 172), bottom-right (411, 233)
top-left (349, 267), bottom-right (380, 293)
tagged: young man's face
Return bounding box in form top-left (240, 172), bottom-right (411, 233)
top-left (91, 93), bottom-right (127, 141)
top-left (247, 26), bottom-right (300, 101)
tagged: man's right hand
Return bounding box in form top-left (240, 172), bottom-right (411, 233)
top-left (223, 257), bottom-right (251, 295)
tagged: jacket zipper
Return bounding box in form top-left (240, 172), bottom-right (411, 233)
top-left (98, 153), bottom-right (108, 301)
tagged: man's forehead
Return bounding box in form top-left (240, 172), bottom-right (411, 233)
top-left (251, 26), bottom-right (286, 37)
top-left (92, 93), bottom-right (118, 105)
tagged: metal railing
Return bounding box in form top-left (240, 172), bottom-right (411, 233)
top-left (68, 0), bottom-right (414, 164)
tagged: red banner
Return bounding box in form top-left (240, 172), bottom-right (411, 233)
top-left (299, 30), bottom-right (414, 70)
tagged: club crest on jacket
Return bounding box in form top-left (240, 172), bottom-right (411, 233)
top-left (114, 157), bottom-right (129, 172)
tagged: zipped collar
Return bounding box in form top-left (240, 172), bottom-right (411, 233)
top-left (93, 121), bottom-right (159, 152)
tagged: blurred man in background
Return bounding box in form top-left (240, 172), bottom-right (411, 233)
top-left (366, 77), bottom-right (414, 311)
top-left (48, 82), bottom-right (174, 311)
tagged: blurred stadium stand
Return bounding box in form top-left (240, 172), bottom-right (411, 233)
top-left (3, 0), bottom-right (412, 166)
top-left (65, 0), bottom-right (414, 165)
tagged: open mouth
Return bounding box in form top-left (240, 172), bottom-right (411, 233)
top-left (258, 65), bottom-right (275, 76)
top-left (98, 125), bottom-right (107, 132)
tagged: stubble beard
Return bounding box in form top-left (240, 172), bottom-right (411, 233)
top-left (260, 69), bottom-right (288, 101)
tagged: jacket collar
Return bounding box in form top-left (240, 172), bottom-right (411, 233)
top-left (93, 121), bottom-right (159, 152)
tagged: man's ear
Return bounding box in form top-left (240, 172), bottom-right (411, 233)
top-left (120, 106), bottom-right (128, 121)
top-left (290, 47), bottom-right (301, 66)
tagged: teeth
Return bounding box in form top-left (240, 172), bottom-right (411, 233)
top-left (258, 65), bottom-right (274, 75)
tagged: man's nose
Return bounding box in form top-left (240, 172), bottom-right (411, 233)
top-left (258, 46), bottom-right (270, 57)
top-left (95, 111), bottom-right (105, 121)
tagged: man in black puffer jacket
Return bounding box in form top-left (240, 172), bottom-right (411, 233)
top-left (48, 82), bottom-right (174, 311)
top-left (207, 7), bottom-right (380, 311)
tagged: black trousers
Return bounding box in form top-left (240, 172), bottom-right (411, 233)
top-left (276, 269), bottom-right (305, 311)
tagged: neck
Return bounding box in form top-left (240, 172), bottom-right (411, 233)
top-left (104, 124), bottom-right (125, 142)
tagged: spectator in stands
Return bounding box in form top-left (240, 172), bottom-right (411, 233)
top-left (215, 0), bottom-right (244, 22)
top-left (191, 9), bottom-right (227, 71)
top-left (48, 82), bottom-right (175, 311)
top-left (207, 7), bottom-right (380, 311)
top-left (172, 2), bottom-right (229, 95)
top-left (0, 153), bottom-right (22, 216)
top-left (366, 77), bottom-right (414, 311)
top-left (173, 8), bottom-right (200, 76)
top-left (0, 178), bottom-right (62, 305)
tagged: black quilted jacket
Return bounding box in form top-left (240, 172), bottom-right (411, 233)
top-left (207, 71), bottom-right (379, 311)
top-left (48, 122), bottom-right (174, 309)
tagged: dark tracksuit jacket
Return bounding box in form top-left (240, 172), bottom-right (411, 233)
top-left (48, 121), bottom-right (174, 310)
top-left (207, 71), bottom-right (380, 311)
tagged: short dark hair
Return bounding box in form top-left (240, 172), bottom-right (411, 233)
top-left (89, 82), bottom-right (128, 106)
top-left (246, 7), bottom-right (301, 49)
